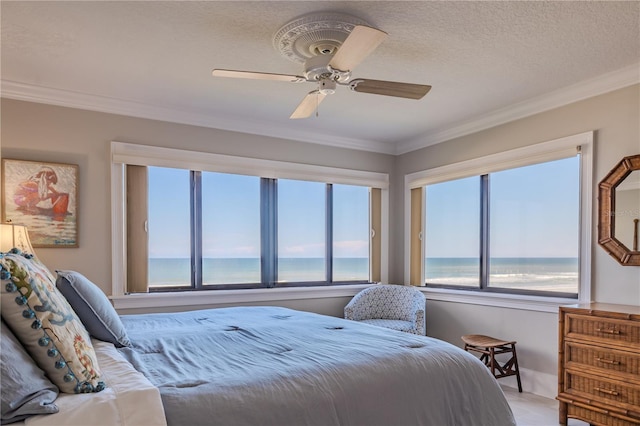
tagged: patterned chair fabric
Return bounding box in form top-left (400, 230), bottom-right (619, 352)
top-left (344, 284), bottom-right (426, 335)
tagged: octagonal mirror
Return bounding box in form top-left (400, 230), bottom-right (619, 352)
top-left (598, 154), bottom-right (640, 266)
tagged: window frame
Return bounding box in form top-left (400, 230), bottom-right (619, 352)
top-left (404, 132), bottom-right (593, 310)
top-left (110, 141), bottom-right (389, 308)
top-left (147, 177), bottom-right (372, 291)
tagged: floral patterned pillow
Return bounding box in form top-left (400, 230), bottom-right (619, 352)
top-left (0, 250), bottom-right (105, 394)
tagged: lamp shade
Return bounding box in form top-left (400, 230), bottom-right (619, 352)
top-left (0, 223), bottom-right (36, 256)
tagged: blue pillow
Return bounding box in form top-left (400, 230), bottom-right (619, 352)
top-left (1, 321), bottom-right (59, 424)
top-left (56, 270), bottom-right (131, 348)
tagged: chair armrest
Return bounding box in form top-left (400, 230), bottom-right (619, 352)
top-left (344, 293), bottom-right (369, 321)
top-left (414, 308), bottom-right (426, 335)
top-left (344, 304), bottom-right (357, 320)
top-left (410, 292), bottom-right (426, 335)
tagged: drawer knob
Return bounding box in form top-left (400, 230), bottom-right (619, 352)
top-left (595, 328), bottom-right (621, 335)
top-left (594, 387), bottom-right (619, 396)
top-left (595, 357), bottom-right (621, 365)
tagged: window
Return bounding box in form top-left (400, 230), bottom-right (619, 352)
top-left (425, 176), bottom-right (480, 287)
top-left (201, 171), bottom-right (261, 285)
top-left (147, 166), bottom-right (191, 288)
top-left (111, 142), bottom-right (389, 296)
top-left (487, 159), bottom-right (579, 294)
top-left (332, 184), bottom-right (370, 282)
top-left (145, 172), bottom-right (372, 290)
top-left (277, 179), bottom-right (326, 283)
top-left (406, 132), bottom-right (593, 301)
top-left (423, 157), bottom-right (579, 296)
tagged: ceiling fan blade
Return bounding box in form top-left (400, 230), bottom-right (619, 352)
top-left (350, 79), bottom-right (432, 99)
top-left (329, 25), bottom-right (388, 72)
top-left (290, 91), bottom-right (327, 119)
top-left (212, 69), bottom-right (305, 82)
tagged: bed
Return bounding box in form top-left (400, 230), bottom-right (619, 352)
top-left (1, 253), bottom-right (515, 426)
top-left (19, 340), bottom-right (166, 426)
top-left (115, 306), bottom-right (516, 426)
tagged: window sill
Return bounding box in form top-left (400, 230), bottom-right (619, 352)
top-left (419, 287), bottom-right (583, 313)
top-left (111, 283), bottom-right (373, 311)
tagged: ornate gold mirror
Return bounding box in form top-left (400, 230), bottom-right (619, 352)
top-left (598, 154), bottom-right (640, 265)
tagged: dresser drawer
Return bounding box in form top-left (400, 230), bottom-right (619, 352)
top-left (567, 402), bottom-right (640, 426)
top-left (565, 313), bottom-right (640, 349)
top-left (565, 341), bottom-right (640, 378)
top-left (564, 371), bottom-right (640, 414)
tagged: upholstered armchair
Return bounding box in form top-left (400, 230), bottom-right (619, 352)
top-left (344, 284), bottom-right (426, 335)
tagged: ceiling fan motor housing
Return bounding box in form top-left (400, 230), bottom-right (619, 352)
top-left (273, 12), bottom-right (371, 64)
top-left (303, 55), bottom-right (351, 82)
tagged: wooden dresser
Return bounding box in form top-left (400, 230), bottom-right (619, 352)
top-left (558, 303), bottom-right (640, 425)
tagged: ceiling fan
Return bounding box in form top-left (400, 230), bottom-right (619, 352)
top-left (211, 12), bottom-right (431, 119)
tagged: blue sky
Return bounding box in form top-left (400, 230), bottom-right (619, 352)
top-left (425, 156), bottom-right (580, 258)
top-left (147, 168), bottom-right (369, 258)
top-left (148, 156), bottom-right (579, 259)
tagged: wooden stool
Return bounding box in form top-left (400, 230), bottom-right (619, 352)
top-left (461, 334), bottom-right (522, 392)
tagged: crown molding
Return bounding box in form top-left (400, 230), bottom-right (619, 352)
top-left (395, 63), bottom-right (640, 155)
top-left (0, 80), bottom-right (396, 155)
top-left (2, 63), bottom-right (638, 156)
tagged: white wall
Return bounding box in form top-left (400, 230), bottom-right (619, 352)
top-left (394, 84), bottom-right (640, 397)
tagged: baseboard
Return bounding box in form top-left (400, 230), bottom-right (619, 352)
top-left (497, 367), bottom-right (557, 400)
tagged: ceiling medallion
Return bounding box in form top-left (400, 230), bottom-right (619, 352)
top-left (273, 12), bottom-right (372, 64)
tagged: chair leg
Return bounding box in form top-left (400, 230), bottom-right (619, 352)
top-left (489, 347), bottom-right (496, 377)
top-left (511, 343), bottom-right (522, 392)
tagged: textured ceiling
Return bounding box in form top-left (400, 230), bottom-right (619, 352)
top-left (1, 1), bottom-right (639, 154)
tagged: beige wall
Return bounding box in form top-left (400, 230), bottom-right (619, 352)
top-left (117, 296), bottom-right (352, 317)
top-left (2, 84), bottom-right (639, 398)
top-left (394, 84), bottom-right (640, 397)
top-left (395, 84), bottom-right (640, 297)
top-left (0, 99), bottom-right (395, 295)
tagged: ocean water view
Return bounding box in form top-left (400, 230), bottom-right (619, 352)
top-left (426, 257), bottom-right (578, 293)
top-left (149, 257), bottom-right (577, 292)
top-left (148, 257), bottom-right (369, 286)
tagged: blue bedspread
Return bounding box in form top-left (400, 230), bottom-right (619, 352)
top-left (118, 306), bottom-right (515, 426)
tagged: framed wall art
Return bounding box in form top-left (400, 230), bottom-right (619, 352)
top-left (2, 159), bottom-right (78, 247)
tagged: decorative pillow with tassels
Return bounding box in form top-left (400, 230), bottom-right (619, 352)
top-left (0, 250), bottom-right (105, 394)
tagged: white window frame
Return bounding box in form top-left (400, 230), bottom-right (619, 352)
top-left (110, 141), bottom-right (389, 310)
top-left (404, 132), bottom-right (593, 313)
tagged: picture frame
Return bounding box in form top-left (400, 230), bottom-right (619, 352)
top-left (1, 159), bottom-right (78, 248)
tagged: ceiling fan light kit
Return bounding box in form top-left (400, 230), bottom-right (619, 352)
top-left (318, 79), bottom-right (337, 95)
top-left (212, 11), bottom-right (432, 119)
